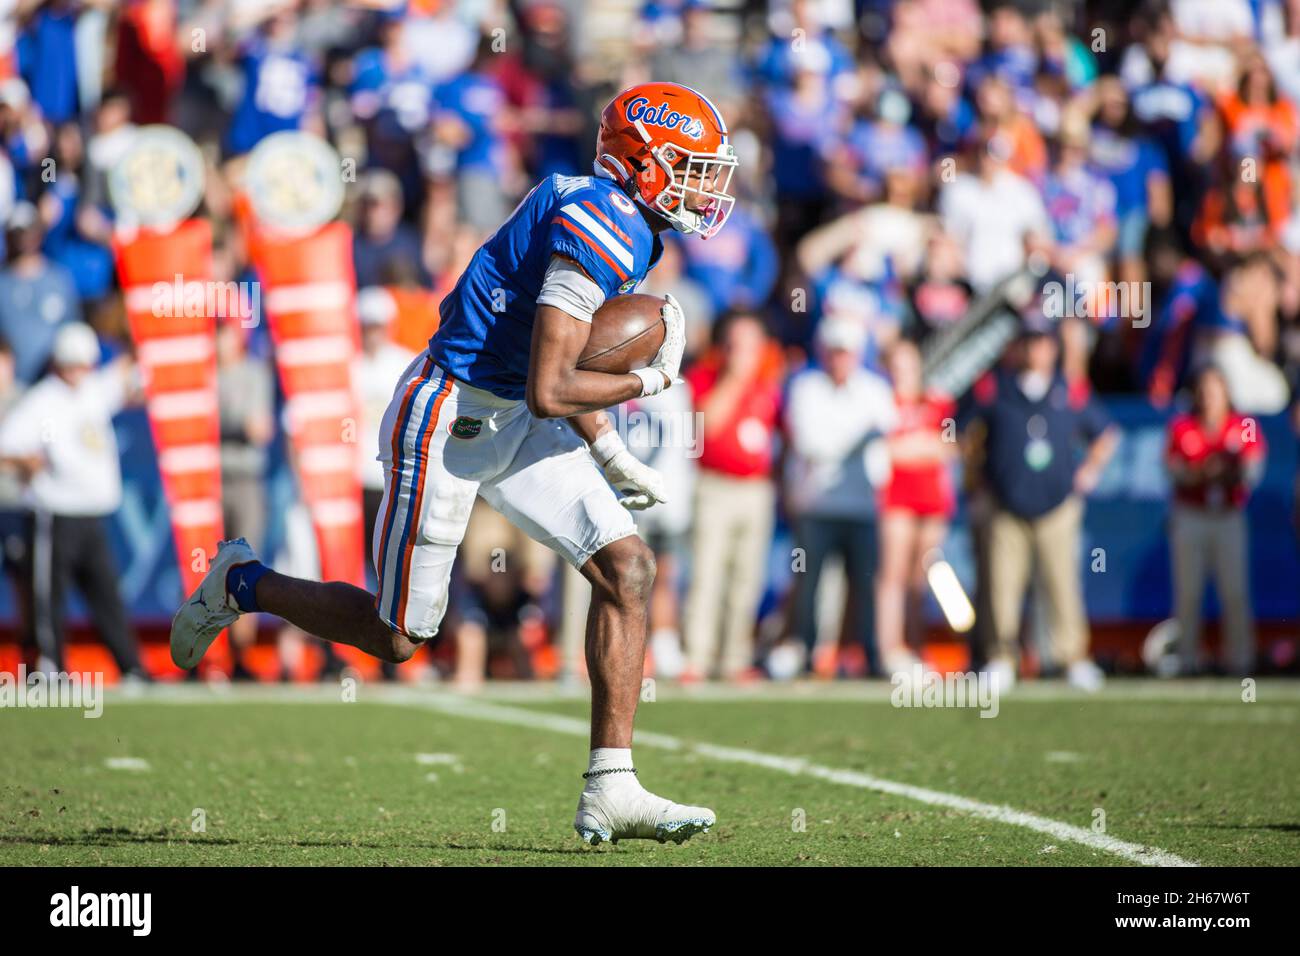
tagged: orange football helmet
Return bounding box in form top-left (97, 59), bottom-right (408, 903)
top-left (595, 82), bottom-right (738, 239)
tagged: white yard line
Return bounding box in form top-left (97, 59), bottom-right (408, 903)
top-left (111, 685), bottom-right (1199, 866)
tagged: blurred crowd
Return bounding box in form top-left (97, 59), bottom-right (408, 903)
top-left (0, 0), bottom-right (1296, 687)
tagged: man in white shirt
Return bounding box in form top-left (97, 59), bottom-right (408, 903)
top-left (354, 287), bottom-right (416, 578)
top-left (938, 133), bottom-right (1052, 293)
top-left (783, 318), bottom-right (897, 674)
top-left (0, 323), bottom-right (145, 678)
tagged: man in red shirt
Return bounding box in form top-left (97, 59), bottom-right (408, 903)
top-left (1166, 365), bottom-right (1266, 675)
top-left (681, 312), bottom-right (782, 680)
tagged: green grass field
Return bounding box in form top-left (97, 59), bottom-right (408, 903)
top-left (2, 681), bottom-right (1297, 866)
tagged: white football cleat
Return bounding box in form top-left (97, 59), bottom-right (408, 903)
top-left (170, 538), bottom-right (258, 669)
top-left (574, 780), bottom-right (715, 846)
top-left (982, 658), bottom-right (1017, 694)
top-left (1067, 658), bottom-right (1105, 693)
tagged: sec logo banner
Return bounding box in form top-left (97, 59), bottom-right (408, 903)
top-left (107, 125), bottom-right (205, 230)
top-left (244, 131), bottom-right (345, 233)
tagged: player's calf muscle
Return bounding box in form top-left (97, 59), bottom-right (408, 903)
top-left (255, 571), bottom-right (411, 662)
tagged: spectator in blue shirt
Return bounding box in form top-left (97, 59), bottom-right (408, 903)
top-left (429, 41), bottom-right (512, 233)
top-left (763, 47), bottom-right (846, 250)
top-left (1085, 76), bottom-right (1172, 284)
top-left (40, 122), bottom-right (114, 304)
top-left (225, 10), bottom-right (321, 157)
top-left (1140, 228), bottom-right (1229, 407)
top-left (0, 203), bottom-right (81, 385)
top-left (831, 88), bottom-right (929, 206)
top-left (1126, 7), bottom-right (1213, 235)
top-left (916, 65), bottom-right (977, 159)
top-left (1042, 118), bottom-right (1118, 317)
top-left (17, 1), bottom-right (80, 126)
top-left (1131, 72), bottom-right (1207, 162)
top-left (964, 2), bottom-right (1040, 98)
top-left (752, 0), bottom-right (854, 92)
top-left (1132, 77), bottom-right (1208, 238)
top-left (350, 14), bottom-right (436, 203)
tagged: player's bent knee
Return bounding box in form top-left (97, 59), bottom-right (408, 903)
top-left (588, 536), bottom-right (656, 607)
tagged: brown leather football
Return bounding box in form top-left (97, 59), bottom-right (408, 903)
top-left (577, 293), bottom-right (666, 374)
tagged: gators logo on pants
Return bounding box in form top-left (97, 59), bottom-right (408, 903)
top-left (449, 416), bottom-right (482, 439)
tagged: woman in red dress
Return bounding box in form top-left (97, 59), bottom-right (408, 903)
top-left (876, 339), bottom-right (957, 675)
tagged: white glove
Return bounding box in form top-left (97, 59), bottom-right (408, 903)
top-left (631, 292), bottom-right (686, 397)
top-left (589, 430), bottom-right (668, 511)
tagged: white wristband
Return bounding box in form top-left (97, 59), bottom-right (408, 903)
top-left (632, 367), bottom-right (666, 396)
top-left (589, 429), bottom-right (626, 467)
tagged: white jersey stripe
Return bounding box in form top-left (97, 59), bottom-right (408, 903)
top-left (559, 203), bottom-right (635, 272)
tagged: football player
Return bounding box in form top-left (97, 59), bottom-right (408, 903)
top-left (172, 82), bottom-right (738, 846)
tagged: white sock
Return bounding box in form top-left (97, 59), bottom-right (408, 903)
top-left (585, 748), bottom-right (639, 792)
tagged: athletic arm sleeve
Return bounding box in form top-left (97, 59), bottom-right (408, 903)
top-left (536, 254), bottom-right (607, 324)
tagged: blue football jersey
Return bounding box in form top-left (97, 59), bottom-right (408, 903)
top-left (427, 174), bottom-right (663, 400)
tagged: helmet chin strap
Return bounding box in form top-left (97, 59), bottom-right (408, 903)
top-left (640, 194), bottom-right (682, 232)
top-left (659, 196), bottom-right (702, 234)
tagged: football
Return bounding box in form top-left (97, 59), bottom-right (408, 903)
top-left (577, 293), bottom-right (666, 374)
